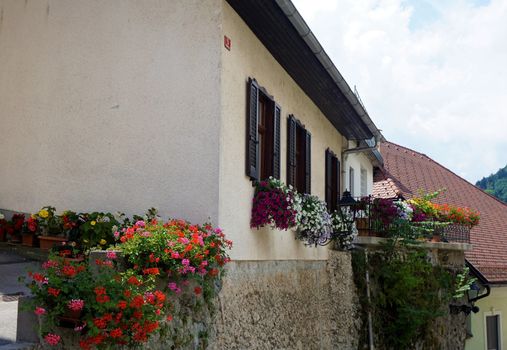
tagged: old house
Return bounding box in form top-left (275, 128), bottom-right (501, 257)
top-left (0, 0), bottom-right (383, 348)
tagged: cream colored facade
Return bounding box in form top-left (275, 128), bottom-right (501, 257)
top-left (0, 0), bottom-right (377, 261)
top-left (0, 0), bottom-right (222, 223)
top-left (466, 286), bottom-right (507, 350)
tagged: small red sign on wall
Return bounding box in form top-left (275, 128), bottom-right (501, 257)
top-left (224, 35), bottom-right (231, 51)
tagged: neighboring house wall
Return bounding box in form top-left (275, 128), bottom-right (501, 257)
top-left (345, 152), bottom-right (373, 198)
top-left (0, 0), bottom-right (222, 223)
top-left (466, 286), bottom-right (507, 350)
top-left (219, 2), bottom-right (349, 261)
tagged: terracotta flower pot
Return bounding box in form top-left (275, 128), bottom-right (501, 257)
top-left (58, 308), bottom-right (83, 329)
top-left (39, 236), bottom-right (67, 250)
top-left (21, 233), bottom-right (37, 247)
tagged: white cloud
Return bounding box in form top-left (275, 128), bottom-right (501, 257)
top-left (293, 0), bottom-right (507, 183)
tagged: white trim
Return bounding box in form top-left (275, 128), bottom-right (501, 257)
top-left (484, 310), bottom-right (503, 350)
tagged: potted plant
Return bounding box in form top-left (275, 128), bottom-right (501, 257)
top-left (250, 177), bottom-right (299, 231)
top-left (22, 215), bottom-right (38, 247)
top-left (79, 212), bottom-right (120, 250)
top-left (35, 206), bottom-right (67, 250)
top-left (294, 193), bottom-right (332, 246)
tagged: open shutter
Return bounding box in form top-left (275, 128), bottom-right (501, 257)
top-left (272, 104), bottom-right (281, 179)
top-left (287, 115), bottom-right (296, 187)
top-left (246, 78), bottom-right (259, 181)
top-left (336, 157), bottom-right (341, 202)
top-left (325, 149), bottom-right (333, 210)
top-left (305, 130), bottom-right (311, 194)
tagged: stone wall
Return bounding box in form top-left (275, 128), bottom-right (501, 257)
top-left (210, 251), bottom-right (361, 350)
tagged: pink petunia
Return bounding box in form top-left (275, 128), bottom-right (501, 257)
top-left (34, 307), bottom-right (46, 315)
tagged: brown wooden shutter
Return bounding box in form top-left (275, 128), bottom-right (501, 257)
top-left (305, 130), bottom-right (311, 194)
top-left (287, 115), bottom-right (296, 187)
top-left (272, 104), bottom-right (281, 179)
top-left (246, 78), bottom-right (259, 181)
top-left (336, 157), bottom-right (341, 201)
top-left (325, 149), bottom-right (333, 210)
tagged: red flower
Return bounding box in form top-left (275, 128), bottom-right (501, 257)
top-left (142, 268), bottom-right (160, 275)
top-left (124, 290), bottom-right (132, 298)
top-left (194, 286), bottom-right (202, 295)
top-left (154, 290), bottom-right (166, 303)
top-left (127, 276), bottom-right (142, 286)
top-left (110, 328), bottom-right (123, 338)
top-left (96, 294), bottom-right (110, 303)
top-left (93, 318), bottom-right (107, 329)
top-left (48, 287), bottom-right (60, 297)
top-left (33, 273), bottom-right (46, 283)
top-left (62, 265), bottom-right (77, 278)
top-left (130, 295), bottom-right (144, 308)
top-left (94, 286), bottom-right (106, 295)
top-left (117, 300), bottom-right (127, 310)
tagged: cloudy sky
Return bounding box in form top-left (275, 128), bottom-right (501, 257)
top-left (292, 0), bottom-right (507, 183)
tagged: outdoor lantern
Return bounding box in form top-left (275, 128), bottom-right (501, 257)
top-left (337, 190), bottom-right (358, 228)
top-left (318, 190), bottom-right (358, 246)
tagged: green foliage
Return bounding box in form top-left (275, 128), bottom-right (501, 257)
top-left (368, 250), bottom-right (453, 349)
top-left (454, 267), bottom-right (477, 299)
top-left (476, 165), bottom-right (507, 203)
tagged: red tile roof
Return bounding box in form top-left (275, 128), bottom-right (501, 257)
top-left (373, 141), bottom-right (507, 283)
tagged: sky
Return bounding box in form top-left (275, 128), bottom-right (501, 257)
top-left (292, 0), bottom-right (507, 183)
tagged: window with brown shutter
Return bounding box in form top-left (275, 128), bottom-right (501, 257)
top-left (325, 149), bottom-right (340, 211)
top-left (246, 78), bottom-right (281, 181)
top-left (287, 115), bottom-right (311, 194)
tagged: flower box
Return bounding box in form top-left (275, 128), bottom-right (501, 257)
top-left (21, 233), bottom-right (37, 247)
top-left (39, 236), bottom-right (67, 250)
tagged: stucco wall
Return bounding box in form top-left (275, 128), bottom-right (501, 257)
top-left (0, 0), bottom-right (222, 223)
top-left (466, 286), bottom-right (507, 350)
top-left (344, 151), bottom-right (374, 198)
top-left (219, 2), bottom-right (349, 260)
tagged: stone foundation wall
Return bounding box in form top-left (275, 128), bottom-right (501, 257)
top-left (210, 251), bottom-right (361, 350)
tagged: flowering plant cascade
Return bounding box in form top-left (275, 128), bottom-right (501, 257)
top-left (295, 194), bottom-right (332, 246)
top-left (250, 177), bottom-right (299, 230)
top-left (118, 219), bottom-right (232, 284)
top-left (23, 254), bottom-right (168, 349)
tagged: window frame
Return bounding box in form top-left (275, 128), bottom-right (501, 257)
top-left (325, 149), bottom-right (341, 211)
top-left (245, 78), bottom-right (281, 182)
top-left (287, 115), bottom-right (311, 194)
top-left (485, 312), bottom-right (503, 350)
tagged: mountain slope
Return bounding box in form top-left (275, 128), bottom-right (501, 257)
top-left (476, 165), bottom-right (507, 203)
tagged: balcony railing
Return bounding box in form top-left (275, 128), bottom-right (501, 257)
top-left (351, 197), bottom-right (471, 244)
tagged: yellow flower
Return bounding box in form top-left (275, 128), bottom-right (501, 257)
top-left (38, 209), bottom-right (49, 218)
top-left (91, 221), bottom-right (96, 226)
top-left (30, 214), bottom-right (37, 219)
top-left (99, 239), bottom-right (107, 245)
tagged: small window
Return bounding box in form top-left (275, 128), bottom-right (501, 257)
top-left (360, 167), bottom-right (367, 197)
top-left (486, 314), bottom-right (501, 350)
top-left (349, 167), bottom-right (355, 196)
top-left (325, 149), bottom-right (340, 211)
top-left (246, 78), bottom-right (281, 181)
top-left (287, 115), bottom-right (311, 194)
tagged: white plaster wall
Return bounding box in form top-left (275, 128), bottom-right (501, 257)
top-left (344, 152), bottom-right (373, 198)
top-left (0, 0), bottom-right (222, 223)
top-left (218, 2), bottom-right (346, 260)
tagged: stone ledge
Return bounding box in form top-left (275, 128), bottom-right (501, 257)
top-left (354, 236), bottom-right (472, 251)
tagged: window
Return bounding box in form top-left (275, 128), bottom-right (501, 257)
top-left (349, 167), bottom-right (355, 195)
top-left (360, 167), bottom-right (367, 197)
top-left (246, 78), bottom-right (281, 181)
top-left (287, 115), bottom-right (311, 194)
top-left (486, 314), bottom-right (502, 350)
top-left (325, 149), bottom-right (340, 211)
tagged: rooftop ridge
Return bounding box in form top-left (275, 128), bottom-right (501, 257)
top-left (382, 141), bottom-right (507, 209)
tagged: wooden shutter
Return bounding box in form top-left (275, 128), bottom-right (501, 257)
top-left (287, 115), bottom-right (296, 187)
top-left (272, 104), bottom-right (281, 179)
top-left (304, 130), bottom-right (311, 194)
top-left (325, 149), bottom-right (333, 210)
top-left (246, 78), bottom-right (259, 181)
top-left (336, 157), bottom-right (341, 202)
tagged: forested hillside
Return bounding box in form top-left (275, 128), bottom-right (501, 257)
top-left (476, 165), bottom-right (507, 203)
